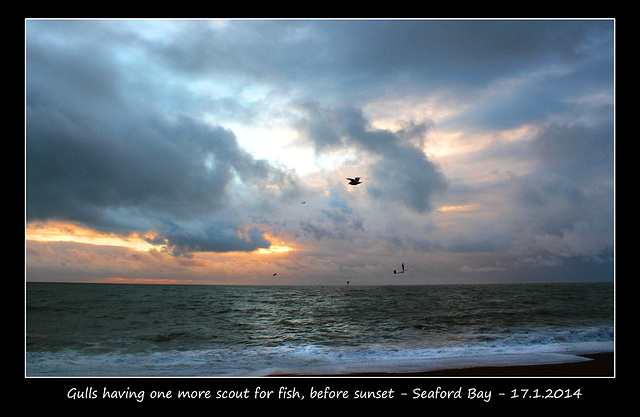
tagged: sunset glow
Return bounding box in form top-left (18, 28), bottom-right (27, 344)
top-left (436, 204), bottom-right (484, 213)
top-left (25, 221), bottom-right (160, 252)
top-left (256, 246), bottom-right (294, 255)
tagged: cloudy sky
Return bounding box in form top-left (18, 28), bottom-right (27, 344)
top-left (25, 19), bottom-right (615, 285)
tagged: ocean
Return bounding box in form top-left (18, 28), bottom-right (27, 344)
top-left (25, 282), bottom-right (614, 377)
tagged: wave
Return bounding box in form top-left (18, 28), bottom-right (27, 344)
top-left (26, 326), bottom-right (613, 377)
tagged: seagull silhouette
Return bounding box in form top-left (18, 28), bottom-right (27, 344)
top-left (346, 177), bottom-right (362, 185)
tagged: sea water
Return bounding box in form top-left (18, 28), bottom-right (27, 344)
top-left (26, 282), bottom-right (614, 376)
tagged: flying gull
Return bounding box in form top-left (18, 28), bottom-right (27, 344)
top-left (346, 177), bottom-right (362, 185)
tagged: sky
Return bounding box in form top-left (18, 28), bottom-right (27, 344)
top-left (25, 19), bottom-right (615, 285)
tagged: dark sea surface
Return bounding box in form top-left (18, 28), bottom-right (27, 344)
top-left (26, 282), bottom-right (614, 376)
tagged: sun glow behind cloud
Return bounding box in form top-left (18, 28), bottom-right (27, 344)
top-left (257, 246), bottom-right (293, 254)
top-left (254, 232), bottom-right (295, 255)
top-left (26, 221), bottom-right (302, 285)
top-left (26, 221), bottom-right (296, 256)
top-left (437, 204), bottom-right (484, 213)
top-left (25, 221), bottom-right (160, 252)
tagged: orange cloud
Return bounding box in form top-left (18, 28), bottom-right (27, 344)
top-left (25, 221), bottom-right (304, 285)
top-left (25, 220), bottom-right (160, 252)
top-left (436, 204), bottom-right (484, 213)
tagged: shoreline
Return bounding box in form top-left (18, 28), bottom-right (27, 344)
top-left (270, 352), bottom-right (614, 377)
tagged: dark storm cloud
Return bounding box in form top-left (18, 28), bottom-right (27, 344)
top-left (334, 20), bottom-right (613, 138)
top-left (530, 122), bottom-right (614, 181)
top-left (509, 122), bottom-right (614, 259)
top-left (26, 20), bottom-right (299, 253)
top-left (295, 102), bottom-right (447, 213)
top-left (155, 219), bottom-right (272, 255)
top-left (127, 20), bottom-right (612, 108)
top-left (311, 19), bottom-right (613, 103)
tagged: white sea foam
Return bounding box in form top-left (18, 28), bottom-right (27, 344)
top-left (26, 330), bottom-right (613, 377)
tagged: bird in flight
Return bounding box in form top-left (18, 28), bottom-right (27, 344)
top-left (394, 262), bottom-right (406, 274)
top-left (347, 177), bottom-right (362, 185)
